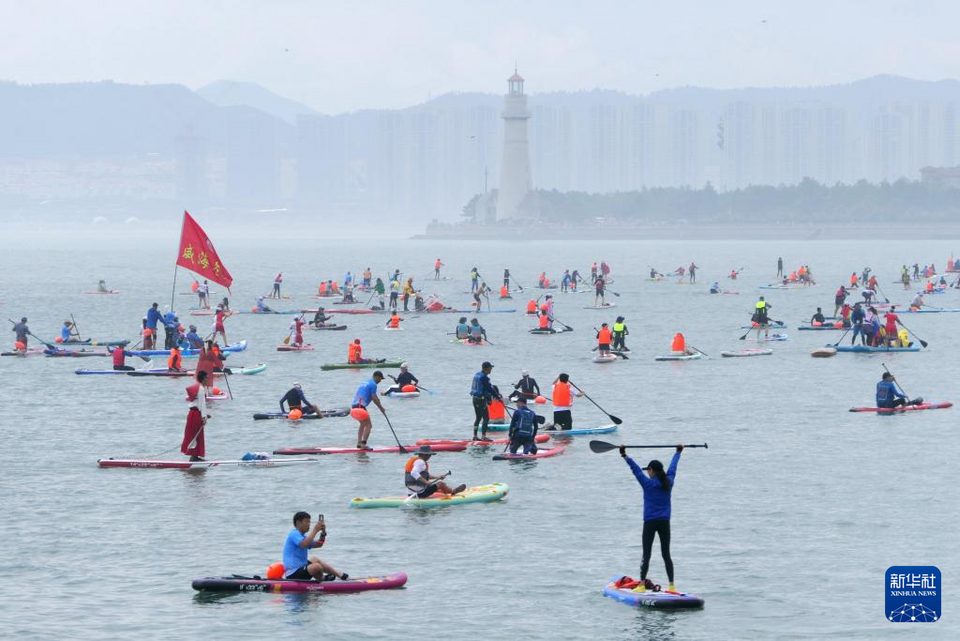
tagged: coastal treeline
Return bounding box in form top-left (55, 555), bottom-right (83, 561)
top-left (465, 179), bottom-right (960, 223)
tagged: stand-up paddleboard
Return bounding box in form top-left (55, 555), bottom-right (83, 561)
top-left (321, 360), bottom-right (402, 371)
top-left (542, 425), bottom-right (617, 436)
top-left (849, 402), bottom-right (951, 413)
top-left (97, 456), bottom-right (317, 469)
top-left (274, 443), bottom-right (468, 455)
top-left (276, 344), bottom-right (315, 352)
top-left (416, 434), bottom-right (551, 447)
top-left (655, 352), bottom-right (702, 361)
top-left (350, 483), bottom-right (508, 508)
top-left (252, 408), bottom-right (350, 420)
top-left (720, 349), bottom-right (772, 357)
top-left (832, 345), bottom-right (921, 353)
top-left (492, 446), bottom-right (565, 461)
top-left (602, 575), bottom-right (705, 609)
top-left (192, 572), bottom-right (408, 593)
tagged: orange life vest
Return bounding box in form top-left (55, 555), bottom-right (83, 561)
top-left (319, 282), bottom-right (327, 294)
top-left (405, 456), bottom-right (426, 474)
top-left (526, 300), bottom-right (536, 313)
top-left (553, 382), bottom-right (572, 407)
top-left (598, 327), bottom-right (612, 344)
top-left (488, 399), bottom-right (505, 420)
top-left (671, 333), bottom-right (686, 352)
top-left (168, 350), bottom-right (182, 370)
top-left (332, 282), bottom-right (340, 293)
top-left (435, 259), bottom-right (441, 268)
top-left (389, 315), bottom-right (400, 328)
top-left (790, 271), bottom-right (798, 281)
top-left (849, 274), bottom-right (856, 285)
top-left (348, 343), bottom-right (361, 362)
top-left (500, 285), bottom-right (509, 297)
top-left (539, 314), bottom-right (549, 329)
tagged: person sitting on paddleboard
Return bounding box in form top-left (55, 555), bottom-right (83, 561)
top-left (508, 397), bottom-right (545, 455)
top-left (471, 361), bottom-right (501, 441)
top-left (876, 372), bottom-right (919, 409)
top-left (256, 296), bottom-right (274, 313)
top-left (59, 320), bottom-right (79, 343)
top-left (454, 317), bottom-right (470, 340)
top-left (281, 382), bottom-right (320, 417)
top-left (414, 291), bottom-right (425, 312)
top-left (811, 308), bottom-right (826, 326)
top-left (510, 370), bottom-right (541, 401)
top-left (468, 318), bottom-right (487, 344)
top-left (311, 308), bottom-right (332, 327)
top-left (185, 325), bottom-right (203, 350)
top-left (352, 372), bottom-right (386, 450)
top-left (613, 317), bottom-right (629, 352)
top-left (405, 445), bottom-right (465, 497)
top-left (167, 346), bottom-right (184, 372)
top-left (619, 443), bottom-right (684, 593)
top-left (597, 323), bottom-right (613, 357)
top-left (861, 288), bottom-right (875, 304)
top-left (709, 281), bottom-right (720, 294)
top-left (548, 373), bottom-right (583, 431)
top-left (97, 279), bottom-right (108, 293)
top-left (910, 293), bottom-right (924, 310)
top-left (347, 338), bottom-right (377, 364)
top-left (383, 363), bottom-right (418, 395)
top-left (283, 511), bottom-right (348, 582)
top-left (109, 345), bottom-right (134, 371)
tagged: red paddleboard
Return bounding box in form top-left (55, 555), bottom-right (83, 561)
top-left (492, 446), bottom-right (565, 461)
top-left (417, 434), bottom-right (551, 447)
top-left (849, 402), bottom-right (952, 413)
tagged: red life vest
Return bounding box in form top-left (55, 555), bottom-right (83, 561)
top-left (526, 300), bottom-right (536, 313)
top-left (598, 327), bottom-right (612, 344)
top-left (112, 347), bottom-right (125, 367)
top-left (539, 314), bottom-right (549, 329)
top-left (389, 315), bottom-right (400, 328)
top-left (553, 382), bottom-right (572, 407)
top-left (185, 382), bottom-right (200, 402)
top-left (348, 343), bottom-right (361, 362)
top-left (168, 350), bottom-right (182, 370)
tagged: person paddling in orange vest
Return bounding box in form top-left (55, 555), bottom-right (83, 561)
top-left (597, 323), bottom-right (613, 356)
top-left (385, 313), bottom-right (403, 330)
top-left (526, 299), bottom-right (537, 315)
top-left (405, 445), bottom-right (465, 498)
top-left (537, 310), bottom-right (551, 331)
top-left (434, 259), bottom-right (444, 280)
top-left (548, 373), bottom-right (583, 431)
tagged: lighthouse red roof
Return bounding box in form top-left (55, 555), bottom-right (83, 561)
top-left (508, 72), bottom-right (524, 82)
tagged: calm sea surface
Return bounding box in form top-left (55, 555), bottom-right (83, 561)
top-left (1, 229), bottom-right (957, 639)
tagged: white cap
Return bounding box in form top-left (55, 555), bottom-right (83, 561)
top-left (400, 362), bottom-right (408, 369)
top-left (522, 370), bottom-right (529, 376)
top-left (293, 382), bottom-right (301, 388)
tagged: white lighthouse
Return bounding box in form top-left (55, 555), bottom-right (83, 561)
top-left (496, 69), bottom-right (534, 221)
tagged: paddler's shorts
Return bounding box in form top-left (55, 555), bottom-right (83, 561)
top-left (414, 484), bottom-right (439, 498)
top-left (286, 565), bottom-right (313, 580)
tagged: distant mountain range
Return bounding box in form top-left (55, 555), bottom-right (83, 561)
top-left (2, 75), bottom-right (959, 159)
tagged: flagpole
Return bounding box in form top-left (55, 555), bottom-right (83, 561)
top-left (170, 211), bottom-right (187, 314)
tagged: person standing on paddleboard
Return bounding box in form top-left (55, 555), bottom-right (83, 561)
top-left (753, 297), bottom-right (771, 338)
top-left (373, 278), bottom-right (386, 310)
top-left (503, 268), bottom-right (510, 289)
top-left (508, 397), bottom-right (545, 455)
top-left (882, 306), bottom-right (902, 347)
top-left (470, 361), bottom-right (501, 442)
top-left (434, 259), bottom-right (444, 280)
top-left (389, 278), bottom-right (400, 312)
top-left (406, 446), bottom-right (465, 497)
top-left (145, 303), bottom-right (162, 346)
top-left (510, 370), bottom-right (541, 402)
top-left (620, 443), bottom-right (683, 593)
top-left (181, 370), bottom-right (211, 461)
top-left (470, 267), bottom-right (479, 293)
top-left (597, 323), bottom-right (613, 357)
top-left (291, 316), bottom-right (307, 347)
top-left (777, 256), bottom-right (783, 278)
top-left (280, 383), bottom-right (320, 417)
top-left (283, 512), bottom-right (349, 582)
top-left (549, 373), bottom-right (583, 431)
top-left (688, 262), bottom-right (697, 284)
top-left (351, 371), bottom-right (386, 450)
top-left (612, 317), bottom-right (629, 352)
top-left (213, 305), bottom-right (228, 346)
top-left (594, 278), bottom-right (606, 307)
top-left (272, 273), bottom-right (282, 299)
top-left (198, 279), bottom-right (210, 309)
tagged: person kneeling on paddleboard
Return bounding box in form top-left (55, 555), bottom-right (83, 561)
top-left (468, 318), bottom-right (487, 345)
top-left (405, 446), bottom-right (465, 498)
top-left (620, 444), bottom-right (683, 593)
top-left (548, 373), bottom-right (583, 430)
top-left (383, 363), bottom-right (419, 395)
top-left (454, 317), bottom-right (470, 339)
top-left (281, 383), bottom-right (320, 417)
top-left (508, 397), bottom-right (545, 455)
top-left (876, 372), bottom-right (921, 409)
top-left (282, 512), bottom-right (348, 582)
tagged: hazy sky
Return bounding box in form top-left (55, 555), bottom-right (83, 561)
top-left (3, 0), bottom-right (958, 113)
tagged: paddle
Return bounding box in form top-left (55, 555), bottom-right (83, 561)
top-left (382, 411), bottom-right (406, 453)
top-left (686, 344), bottom-right (709, 357)
top-left (590, 440), bottom-right (708, 454)
top-left (283, 314), bottom-right (305, 345)
top-left (881, 363), bottom-right (911, 401)
top-left (552, 316), bottom-right (574, 332)
top-left (831, 327), bottom-right (852, 347)
top-left (737, 324), bottom-right (757, 341)
top-left (568, 381), bottom-right (621, 424)
top-left (70, 313), bottom-right (82, 341)
top-left (897, 320), bottom-right (928, 348)
top-left (220, 361), bottom-right (235, 399)
top-left (872, 283), bottom-right (890, 304)
top-left (414, 384), bottom-right (436, 396)
top-left (404, 470), bottom-right (452, 503)
top-left (510, 275), bottom-right (524, 292)
top-left (8, 319), bottom-right (57, 350)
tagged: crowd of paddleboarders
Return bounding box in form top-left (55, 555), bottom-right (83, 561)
top-left (13, 252), bottom-right (959, 601)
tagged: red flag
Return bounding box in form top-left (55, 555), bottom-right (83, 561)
top-left (176, 211), bottom-right (233, 290)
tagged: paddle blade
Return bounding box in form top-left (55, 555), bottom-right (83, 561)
top-left (609, 414), bottom-right (623, 425)
top-left (589, 439), bottom-right (618, 453)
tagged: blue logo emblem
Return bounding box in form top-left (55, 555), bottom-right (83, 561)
top-left (886, 566), bottom-right (940, 622)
